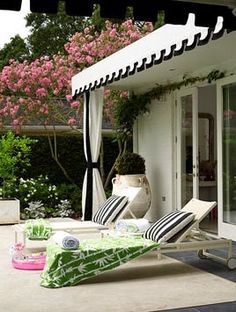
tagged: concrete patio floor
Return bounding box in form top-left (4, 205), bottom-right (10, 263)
top-left (1, 224), bottom-right (236, 312)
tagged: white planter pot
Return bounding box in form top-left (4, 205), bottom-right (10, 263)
top-left (112, 174), bottom-right (151, 218)
top-left (0, 199), bottom-right (20, 224)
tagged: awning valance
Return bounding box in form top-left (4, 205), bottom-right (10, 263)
top-left (2, 0), bottom-right (236, 29)
top-left (72, 17), bottom-right (229, 96)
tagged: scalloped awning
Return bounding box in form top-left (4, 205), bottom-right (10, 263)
top-left (72, 17), bottom-right (233, 96)
top-left (2, 0), bottom-right (236, 29)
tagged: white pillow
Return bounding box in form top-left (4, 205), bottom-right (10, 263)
top-left (92, 195), bottom-right (128, 226)
top-left (143, 211), bottom-right (195, 243)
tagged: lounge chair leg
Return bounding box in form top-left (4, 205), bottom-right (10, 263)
top-left (227, 257), bottom-right (236, 270)
top-left (157, 252), bottom-right (162, 260)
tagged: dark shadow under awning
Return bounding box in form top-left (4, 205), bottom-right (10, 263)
top-left (1, 0), bottom-right (236, 29)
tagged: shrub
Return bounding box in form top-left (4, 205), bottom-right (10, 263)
top-left (115, 152), bottom-right (146, 175)
top-left (0, 175), bottom-right (82, 219)
top-left (0, 131), bottom-right (36, 197)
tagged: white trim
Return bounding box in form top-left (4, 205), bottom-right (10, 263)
top-left (172, 93), bottom-right (178, 212)
top-left (176, 92), bottom-right (182, 209)
top-left (192, 88), bottom-right (199, 198)
top-left (176, 87), bottom-right (199, 209)
top-left (217, 74), bottom-right (236, 240)
top-left (71, 19), bottom-right (225, 95)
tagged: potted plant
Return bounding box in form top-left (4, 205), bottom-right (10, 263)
top-left (114, 151), bottom-right (146, 176)
top-left (0, 131), bottom-right (35, 224)
top-left (113, 151), bottom-right (151, 218)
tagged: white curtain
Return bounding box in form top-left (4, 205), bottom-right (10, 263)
top-left (82, 89), bottom-right (106, 220)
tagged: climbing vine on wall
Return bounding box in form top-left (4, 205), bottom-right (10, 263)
top-left (113, 69), bottom-right (225, 135)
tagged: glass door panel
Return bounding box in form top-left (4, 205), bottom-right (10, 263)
top-left (217, 75), bottom-right (236, 240)
top-left (181, 95), bottom-right (193, 206)
top-left (177, 88), bottom-right (198, 209)
top-left (222, 83), bottom-right (236, 225)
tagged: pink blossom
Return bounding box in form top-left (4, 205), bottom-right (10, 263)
top-left (24, 86), bottom-right (31, 94)
top-left (71, 101), bottom-right (81, 108)
top-left (85, 55), bottom-right (93, 64)
top-left (84, 27), bottom-right (90, 35)
top-left (17, 79), bottom-right (24, 88)
top-left (68, 117), bottom-right (77, 125)
top-left (12, 119), bottom-right (19, 127)
top-left (109, 29), bottom-right (117, 38)
top-left (0, 19), bottom-right (152, 130)
top-left (36, 88), bottom-right (47, 97)
top-left (66, 94), bottom-right (73, 101)
top-left (40, 77), bottom-right (51, 86)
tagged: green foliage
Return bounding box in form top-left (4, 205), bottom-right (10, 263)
top-left (21, 135), bottom-right (120, 187)
top-left (90, 5), bottom-right (134, 32)
top-left (154, 11), bottom-right (165, 29)
top-left (22, 200), bottom-right (74, 220)
top-left (0, 35), bottom-right (29, 70)
top-left (89, 5), bottom-right (106, 32)
top-left (1, 176), bottom-right (59, 209)
top-left (115, 152), bottom-right (145, 175)
top-left (114, 70), bottom-right (225, 137)
top-left (113, 93), bottom-right (151, 136)
top-left (23, 135), bottom-right (86, 185)
top-left (1, 176), bottom-right (82, 219)
top-left (0, 131), bottom-right (36, 197)
top-left (0, 4), bottom-right (112, 66)
top-left (25, 2), bottom-right (89, 58)
top-left (207, 70), bottom-right (225, 83)
top-left (56, 183), bottom-right (82, 215)
top-left (23, 201), bottom-right (47, 219)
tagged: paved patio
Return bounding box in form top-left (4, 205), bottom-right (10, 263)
top-left (1, 224), bottom-right (236, 312)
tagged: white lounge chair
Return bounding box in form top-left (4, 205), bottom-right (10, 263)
top-left (40, 198), bottom-right (236, 288)
top-left (13, 186), bottom-right (147, 244)
top-left (154, 198), bottom-right (236, 269)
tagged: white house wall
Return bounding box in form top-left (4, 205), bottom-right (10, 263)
top-left (134, 95), bottom-right (174, 221)
top-left (133, 83), bottom-right (218, 222)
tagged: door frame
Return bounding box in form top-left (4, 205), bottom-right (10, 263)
top-left (217, 74), bottom-right (236, 240)
top-left (176, 87), bottom-right (199, 210)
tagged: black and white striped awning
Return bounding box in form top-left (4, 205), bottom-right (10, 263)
top-left (2, 0), bottom-right (236, 29)
top-left (72, 18), bottom-right (231, 96)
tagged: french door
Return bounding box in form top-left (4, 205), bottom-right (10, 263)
top-left (217, 75), bottom-right (236, 240)
top-left (176, 88), bottom-right (199, 209)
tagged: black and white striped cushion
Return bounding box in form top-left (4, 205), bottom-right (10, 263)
top-left (92, 195), bottom-right (128, 226)
top-left (143, 211), bottom-right (195, 243)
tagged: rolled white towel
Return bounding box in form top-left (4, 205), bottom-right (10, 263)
top-left (115, 218), bottom-right (150, 233)
top-left (51, 231), bottom-right (80, 250)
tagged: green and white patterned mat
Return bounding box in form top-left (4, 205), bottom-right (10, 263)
top-left (41, 235), bottom-right (159, 288)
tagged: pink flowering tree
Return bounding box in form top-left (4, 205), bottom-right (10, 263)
top-left (65, 20), bottom-right (153, 186)
top-left (65, 20), bottom-right (152, 69)
top-left (0, 19), bottom-right (152, 129)
top-left (0, 55), bottom-right (80, 130)
top-left (0, 19), bottom-right (153, 185)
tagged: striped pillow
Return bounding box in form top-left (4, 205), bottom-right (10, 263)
top-left (92, 195), bottom-right (128, 226)
top-left (143, 211), bottom-right (195, 243)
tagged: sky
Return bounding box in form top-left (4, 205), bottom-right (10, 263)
top-left (0, 0), bottom-right (30, 48)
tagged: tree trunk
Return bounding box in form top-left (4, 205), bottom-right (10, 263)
top-left (104, 135), bottom-right (128, 190)
top-left (47, 129), bottom-right (75, 184)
